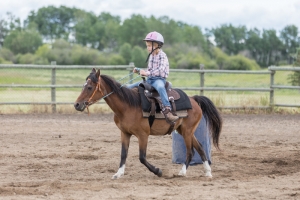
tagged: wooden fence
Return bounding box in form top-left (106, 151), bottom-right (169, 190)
top-left (0, 63), bottom-right (300, 112)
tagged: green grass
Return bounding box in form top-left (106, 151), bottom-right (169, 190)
top-left (0, 67), bottom-right (299, 114)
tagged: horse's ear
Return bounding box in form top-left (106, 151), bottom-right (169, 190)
top-left (92, 68), bottom-right (96, 73)
top-left (96, 69), bottom-right (100, 78)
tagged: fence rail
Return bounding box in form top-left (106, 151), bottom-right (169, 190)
top-left (1, 64), bottom-right (300, 112)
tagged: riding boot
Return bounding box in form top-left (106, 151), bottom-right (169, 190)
top-left (162, 108), bottom-right (179, 123)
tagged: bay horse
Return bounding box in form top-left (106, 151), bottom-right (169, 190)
top-left (74, 68), bottom-right (222, 179)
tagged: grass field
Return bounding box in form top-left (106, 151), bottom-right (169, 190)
top-left (0, 67), bottom-right (299, 114)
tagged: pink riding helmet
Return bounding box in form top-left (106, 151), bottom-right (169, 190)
top-left (143, 31), bottom-right (164, 46)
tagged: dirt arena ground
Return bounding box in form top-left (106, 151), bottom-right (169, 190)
top-left (0, 113), bottom-right (300, 200)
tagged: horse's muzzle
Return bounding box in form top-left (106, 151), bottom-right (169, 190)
top-left (74, 102), bottom-right (86, 111)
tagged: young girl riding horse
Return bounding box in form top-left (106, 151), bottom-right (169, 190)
top-left (128, 31), bottom-right (179, 123)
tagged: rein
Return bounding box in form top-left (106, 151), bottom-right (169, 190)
top-left (85, 73), bottom-right (141, 114)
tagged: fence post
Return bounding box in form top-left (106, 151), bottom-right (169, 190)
top-left (269, 67), bottom-right (275, 111)
top-left (200, 64), bottom-right (205, 96)
top-left (129, 62), bottom-right (135, 84)
top-left (51, 61), bottom-right (56, 113)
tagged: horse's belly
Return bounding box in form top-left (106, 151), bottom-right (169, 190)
top-left (150, 119), bottom-right (179, 136)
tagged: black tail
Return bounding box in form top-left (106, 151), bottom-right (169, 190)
top-left (192, 95), bottom-right (222, 150)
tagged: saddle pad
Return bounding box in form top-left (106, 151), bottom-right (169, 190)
top-left (142, 110), bottom-right (188, 118)
top-left (138, 87), bottom-right (192, 112)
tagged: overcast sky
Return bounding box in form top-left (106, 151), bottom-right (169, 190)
top-left (1, 0), bottom-right (300, 31)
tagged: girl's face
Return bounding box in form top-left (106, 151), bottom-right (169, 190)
top-left (145, 41), bottom-right (159, 54)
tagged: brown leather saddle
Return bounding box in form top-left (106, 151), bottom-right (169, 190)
top-left (138, 81), bottom-right (180, 117)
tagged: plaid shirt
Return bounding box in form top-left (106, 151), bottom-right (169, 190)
top-left (146, 49), bottom-right (169, 78)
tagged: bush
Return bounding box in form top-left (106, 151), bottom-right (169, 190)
top-left (0, 57), bottom-right (12, 64)
top-left (15, 53), bottom-right (49, 65)
top-left (108, 54), bottom-right (126, 65)
top-left (71, 45), bottom-right (101, 65)
top-left (224, 55), bottom-right (260, 70)
top-left (288, 48), bottom-right (300, 86)
top-left (131, 46), bottom-right (147, 68)
top-left (119, 43), bottom-right (132, 64)
top-left (0, 48), bottom-right (15, 63)
top-left (175, 52), bottom-right (217, 69)
top-left (212, 47), bottom-right (229, 69)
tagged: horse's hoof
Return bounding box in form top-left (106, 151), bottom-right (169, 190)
top-left (205, 172), bottom-right (213, 178)
top-left (178, 171), bottom-right (186, 176)
top-left (111, 172), bottom-right (124, 179)
top-left (157, 169), bottom-right (162, 177)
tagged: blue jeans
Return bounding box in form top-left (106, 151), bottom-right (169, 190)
top-left (127, 77), bottom-right (171, 108)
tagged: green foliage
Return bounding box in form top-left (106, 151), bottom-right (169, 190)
top-left (164, 43), bottom-right (216, 69)
top-left (0, 48), bottom-right (15, 62)
top-left (280, 25), bottom-right (299, 63)
top-left (26, 5), bottom-right (77, 41)
top-left (131, 46), bottom-right (147, 68)
top-left (0, 57), bottom-right (12, 64)
top-left (16, 53), bottom-right (48, 64)
top-left (0, 12), bottom-right (22, 47)
top-left (288, 48), bottom-right (300, 86)
top-left (120, 14), bottom-right (147, 47)
top-left (209, 24), bottom-right (247, 55)
top-left (224, 55), bottom-right (260, 70)
top-left (212, 47), bottom-right (229, 69)
top-left (47, 39), bottom-right (73, 64)
top-left (71, 45), bottom-right (102, 65)
top-left (73, 11), bottom-right (121, 51)
top-left (4, 5), bottom-right (300, 69)
top-left (119, 43), bottom-right (132, 64)
top-left (3, 29), bottom-right (42, 54)
top-left (35, 44), bottom-right (51, 59)
top-left (108, 54), bottom-right (125, 65)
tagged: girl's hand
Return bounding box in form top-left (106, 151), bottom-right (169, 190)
top-left (133, 67), bottom-right (140, 73)
top-left (139, 69), bottom-right (147, 76)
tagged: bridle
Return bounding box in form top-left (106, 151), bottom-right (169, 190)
top-left (85, 76), bottom-right (113, 114)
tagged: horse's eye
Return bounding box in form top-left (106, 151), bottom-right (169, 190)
top-left (87, 86), bottom-right (92, 90)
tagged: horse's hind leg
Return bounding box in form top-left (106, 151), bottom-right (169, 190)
top-left (178, 135), bottom-right (193, 176)
top-left (112, 131), bottom-right (132, 179)
top-left (138, 135), bottom-right (162, 177)
top-left (192, 135), bottom-right (212, 177)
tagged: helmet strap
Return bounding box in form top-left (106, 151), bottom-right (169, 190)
top-left (145, 41), bottom-right (159, 63)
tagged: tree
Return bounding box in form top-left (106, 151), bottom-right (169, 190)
top-left (74, 11), bottom-right (120, 51)
top-left (119, 14), bottom-right (147, 47)
top-left (245, 28), bottom-right (263, 65)
top-left (260, 29), bottom-right (283, 66)
top-left (25, 6), bottom-right (77, 41)
top-left (280, 25), bottom-right (300, 64)
top-left (0, 12), bottom-right (22, 47)
top-left (209, 24), bottom-right (247, 55)
top-left (73, 11), bottom-right (100, 48)
top-left (3, 29), bottom-right (42, 54)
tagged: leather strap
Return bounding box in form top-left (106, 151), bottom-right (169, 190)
top-left (165, 122), bottom-right (175, 135)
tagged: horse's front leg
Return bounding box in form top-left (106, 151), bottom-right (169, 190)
top-left (112, 131), bottom-right (132, 179)
top-left (138, 135), bottom-right (162, 177)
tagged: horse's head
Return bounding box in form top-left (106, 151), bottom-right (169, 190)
top-left (74, 68), bottom-right (103, 112)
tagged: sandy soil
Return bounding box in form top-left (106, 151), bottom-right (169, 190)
top-left (0, 113), bottom-right (300, 200)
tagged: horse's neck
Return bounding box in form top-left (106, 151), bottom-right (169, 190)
top-left (104, 95), bottom-right (124, 114)
top-left (100, 83), bottom-right (128, 117)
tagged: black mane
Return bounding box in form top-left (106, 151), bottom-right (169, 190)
top-left (88, 73), bottom-right (140, 107)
